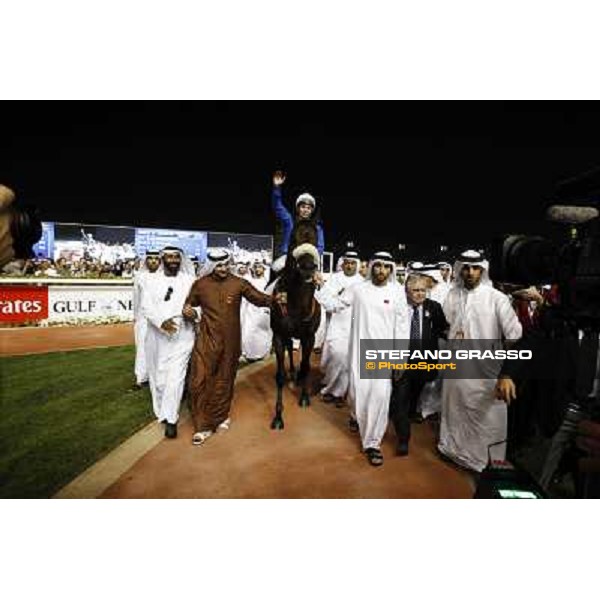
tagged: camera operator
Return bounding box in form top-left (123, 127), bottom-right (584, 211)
top-left (495, 282), bottom-right (600, 497)
top-left (496, 284), bottom-right (575, 450)
top-left (0, 184), bottom-right (42, 274)
top-left (487, 176), bottom-right (600, 494)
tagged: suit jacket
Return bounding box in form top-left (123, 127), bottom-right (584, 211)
top-left (407, 298), bottom-right (449, 381)
top-left (418, 298), bottom-right (448, 348)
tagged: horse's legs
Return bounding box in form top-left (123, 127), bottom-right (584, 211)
top-left (271, 334), bottom-right (286, 430)
top-left (287, 338), bottom-right (296, 381)
top-left (297, 333), bottom-right (314, 407)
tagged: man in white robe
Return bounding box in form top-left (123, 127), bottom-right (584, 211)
top-left (440, 262), bottom-right (452, 285)
top-left (346, 251), bottom-right (409, 466)
top-left (241, 261), bottom-right (272, 361)
top-left (395, 264), bottom-right (406, 286)
top-left (315, 250), bottom-right (363, 406)
top-left (236, 261), bottom-right (250, 279)
top-left (358, 260), bottom-right (368, 279)
top-left (438, 250), bottom-right (522, 472)
top-left (141, 246), bottom-right (197, 438)
top-left (131, 251), bottom-right (160, 390)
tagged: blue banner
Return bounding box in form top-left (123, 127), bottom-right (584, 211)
top-left (32, 221), bottom-right (55, 259)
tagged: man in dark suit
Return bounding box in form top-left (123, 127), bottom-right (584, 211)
top-left (389, 274), bottom-right (449, 456)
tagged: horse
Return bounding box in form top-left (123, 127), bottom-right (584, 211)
top-left (269, 240), bottom-right (321, 429)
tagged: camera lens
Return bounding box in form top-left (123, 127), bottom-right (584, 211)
top-left (491, 234), bottom-right (557, 285)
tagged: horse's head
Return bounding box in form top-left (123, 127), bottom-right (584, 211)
top-left (295, 252), bottom-right (319, 283)
top-left (290, 243), bottom-right (320, 283)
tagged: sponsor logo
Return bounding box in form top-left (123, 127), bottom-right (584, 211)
top-left (0, 286), bottom-right (49, 322)
top-left (50, 298), bottom-right (133, 314)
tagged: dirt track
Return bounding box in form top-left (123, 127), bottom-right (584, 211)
top-left (3, 323), bottom-right (473, 498)
top-left (0, 324), bottom-right (133, 356)
top-left (101, 359), bottom-right (473, 499)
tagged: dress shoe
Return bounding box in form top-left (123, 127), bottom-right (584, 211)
top-left (396, 442), bottom-right (409, 457)
top-left (165, 422), bottom-right (178, 439)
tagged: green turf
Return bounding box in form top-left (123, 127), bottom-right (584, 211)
top-left (0, 346), bottom-right (155, 498)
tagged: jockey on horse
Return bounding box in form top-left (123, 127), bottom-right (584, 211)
top-left (268, 170), bottom-right (324, 428)
top-left (269, 170), bottom-right (324, 288)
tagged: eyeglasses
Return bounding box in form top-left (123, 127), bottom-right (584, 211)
top-left (164, 286), bottom-right (173, 301)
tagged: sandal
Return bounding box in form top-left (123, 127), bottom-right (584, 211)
top-left (217, 418), bottom-right (231, 433)
top-left (365, 448), bottom-right (384, 467)
top-left (192, 431), bottom-right (213, 446)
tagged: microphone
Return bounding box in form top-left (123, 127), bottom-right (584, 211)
top-left (546, 205), bottom-right (599, 225)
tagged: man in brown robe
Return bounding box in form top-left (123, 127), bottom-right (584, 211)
top-left (183, 249), bottom-right (273, 445)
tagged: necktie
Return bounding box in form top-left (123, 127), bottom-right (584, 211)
top-left (410, 305), bottom-right (421, 348)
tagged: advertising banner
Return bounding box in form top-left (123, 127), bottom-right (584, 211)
top-left (0, 285), bottom-right (49, 323)
top-left (46, 285), bottom-right (134, 324)
top-left (0, 284), bottom-right (134, 326)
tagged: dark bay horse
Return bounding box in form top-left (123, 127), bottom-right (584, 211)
top-left (269, 232), bottom-right (321, 429)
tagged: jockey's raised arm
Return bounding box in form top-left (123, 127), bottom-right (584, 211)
top-left (270, 171), bottom-right (325, 281)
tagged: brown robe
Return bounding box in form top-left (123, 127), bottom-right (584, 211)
top-left (186, 273), bottom-right (271, 432)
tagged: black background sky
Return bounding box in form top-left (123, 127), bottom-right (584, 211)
top-left (2, 101), bottom-right (600, 260)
